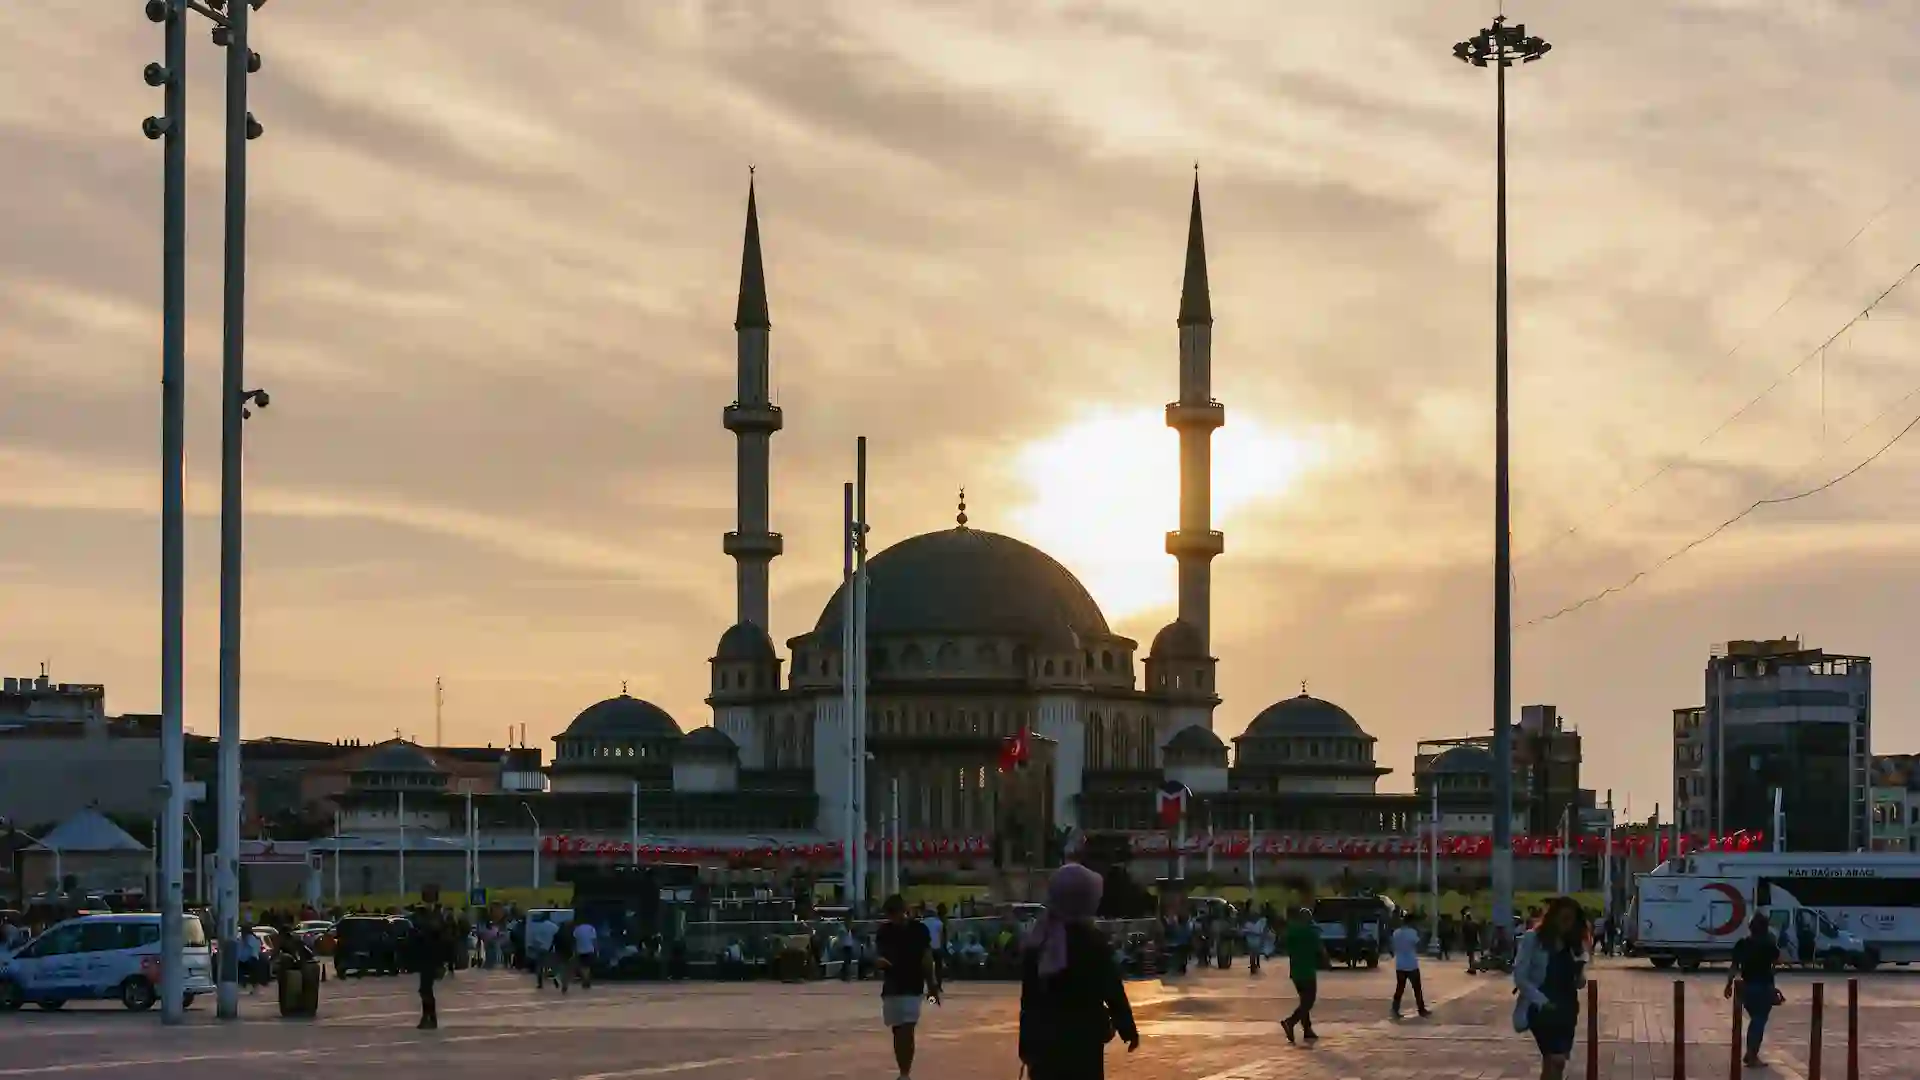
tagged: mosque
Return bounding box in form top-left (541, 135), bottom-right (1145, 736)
top-left (307, 179), bottom-right (1489, 903)
top-left (472, 176), bottom-right (1450, 889)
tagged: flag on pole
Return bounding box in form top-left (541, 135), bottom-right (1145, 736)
top-left (1156, 781), bottom-right (1191, 829)
top-left (996, 725), bottom-right (1031, 773)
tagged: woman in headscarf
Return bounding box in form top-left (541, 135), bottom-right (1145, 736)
top-left (1018, 863), bottom-right (1140, 1080)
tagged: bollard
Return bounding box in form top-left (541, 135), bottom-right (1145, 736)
top-left (1846, 978), bottom-right (1858, 1080)
top-left (1810, 982), bottom-right (1823, 1080)
top-left (1673, 979), bottom-right (1687, 1080)
top-left (1586, 978), bottom-right (1600, 1079)
top-left (1731, 978), bottom-right (1744, 1080)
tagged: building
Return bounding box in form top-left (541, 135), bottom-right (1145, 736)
top-left (1410, 705), bottom-right (1585, 836)
top-left (1677, 639), bottom-right (1872, 852)
top-left (1871, 754), bottom-right (1920, 852)
top-left (0, 670), bottom-right (106, 730)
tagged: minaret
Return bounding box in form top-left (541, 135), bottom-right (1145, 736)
top-left (1166, 171), bottom-right (1224, 648)
top-left (722, 173), bottom-right (783, 630)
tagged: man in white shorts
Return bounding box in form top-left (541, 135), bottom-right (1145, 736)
top-left (874, 894), bottom-right (940, 1080)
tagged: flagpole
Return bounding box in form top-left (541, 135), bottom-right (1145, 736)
top-left (1205, 812), bottom-right (1214, 877)
top-left (1176, 815), bottom-right (1187, 882)
top-left (1246, 813), bottom-right (1256, 905)
top-left (1603, 789), bottom-right (1614, 927)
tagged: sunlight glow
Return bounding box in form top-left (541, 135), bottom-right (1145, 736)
top-left (1008, 407), bottom-right (1324, 622)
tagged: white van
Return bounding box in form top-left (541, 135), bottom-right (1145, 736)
top-left (0, 913), bottom-right (216, 1011)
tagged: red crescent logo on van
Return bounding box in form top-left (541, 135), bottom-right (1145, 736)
top-left (1702, 882), bottom-right (1745, 936)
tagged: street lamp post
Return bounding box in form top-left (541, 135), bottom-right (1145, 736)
top-left (139, 0), bottom-right (190, 1028)
top-left (210, 0), bottom-right (268, 1023)
top-left (1453, 13), bottom-right (1549, 941)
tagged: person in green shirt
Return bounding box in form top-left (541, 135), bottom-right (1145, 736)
top-left (1281, 907), bottom-right (1329, 1044)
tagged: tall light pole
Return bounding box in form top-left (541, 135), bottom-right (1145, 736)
top-left (210, 0), bottom-right (268, 1022)
top-left (852, 436), bottom-right (870, 915)
top-left (1453, 13), bottom-right (1550, 941)
top-left (140, 0), bottom-right (190, 1028)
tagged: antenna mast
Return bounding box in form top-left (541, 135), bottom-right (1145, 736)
top-left (435, 677), bottom-right (444, 749)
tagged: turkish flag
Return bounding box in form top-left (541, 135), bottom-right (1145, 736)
top-left (1156, 781), bottom-right (1190, 828)
top-left (997, 725), bottom-right (1031, 772)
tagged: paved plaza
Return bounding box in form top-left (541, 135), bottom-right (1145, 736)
top-left (0, 961), bottom-right (1913, 1080)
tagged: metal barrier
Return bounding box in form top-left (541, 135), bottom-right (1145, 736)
top-left (1847, 978), bottom-right (1858, 1080)
top-left (1673, 980), bottom-right (1686, 1080)
top-left (1810, 982), bottom-right (1823, 1080)
top-left (1586, 978), bottom-right (1599, 1078)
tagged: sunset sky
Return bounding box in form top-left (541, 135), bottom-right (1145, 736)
top-left (6, 1), bottom-right (1920, 818)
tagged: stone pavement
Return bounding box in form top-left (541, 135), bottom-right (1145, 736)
top-left (0, 960), bottom-right (1912, 1079)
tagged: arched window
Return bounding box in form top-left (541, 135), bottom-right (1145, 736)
top-left (975, 642), bottom-right (998, 668)
top-left (935, 641), bottom-right (959, 670)
top-left (902, 643), bottom-right (926, 671)
top-left (1043, 659), bottom-right (1055, 677)
top-left (1101, 650), bottom-right (1114, 672)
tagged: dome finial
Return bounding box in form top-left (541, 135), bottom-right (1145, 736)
top-left (621, 679), bottom-right (629, 696)
top-left (956, 487), bottom-right (968, 529)
top-left (1300, 679), bottom-right (1308, 696)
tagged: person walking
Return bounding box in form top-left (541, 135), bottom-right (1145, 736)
top-left (875, 894), bottom-right (939, 1080)
top-left (1512, 897), bottom-right (1588, 1080)
top-left (412, 903), bottom-right (449, 1030)
top-left (1017, 864), bottom-right (1138, 1080)
top-left (1461, 908), bottom-right (1480, 972)
top-left (570, 918), bottom-right (597, 990)
top-left (1725, 912), bottom-right (1783, 1068)
top-left (1280, 907), bottom-right (1327, 1045)
top-left (921, 903), bottom-right (947, 981)
top-left (1389, 911), bottom-right (1430, 1018)
top-left (526, 914), bottom-right (558, 987)
top-left (1241, 907), bottom-right (1268, 975)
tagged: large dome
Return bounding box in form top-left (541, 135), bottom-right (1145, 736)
top-left (810, 526), bottom-right (1113, 643)
top-left (355, 740), bottom-right (443, 774)
top-left (561, 695), bottom-right (682, 740)
top-left (1243, 693), bottom-right (1370, 740)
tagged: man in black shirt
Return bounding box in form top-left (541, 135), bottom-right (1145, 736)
top-left (875, 894), bottom-right (940, 1080)
top-left (1724, 913), bottom-right (1781, 1068)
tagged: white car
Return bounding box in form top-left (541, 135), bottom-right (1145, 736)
top-left (0, 913), bottom-right (215, 1012)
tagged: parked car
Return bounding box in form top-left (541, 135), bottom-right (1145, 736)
top-left (332, 915), bottom-right (401, 978)
top-left (0, 912), bottom-right (214, 1012)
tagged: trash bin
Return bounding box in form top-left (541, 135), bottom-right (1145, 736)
top-left (277, 960), bottom-right (321, 1018)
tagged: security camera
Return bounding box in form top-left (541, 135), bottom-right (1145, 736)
top-left (142, 115), bottom-right (173, 140)
top-left (144, 63), bottom-right (170, 87)
top-left (247, 50), bottom-right (262, 74)
top-left (244, 113), bottom-right (263, 141)
top-left (145, 0), bottom-right (169, 22)
top-left (211, 25), bottom-right (231, 46)
top-left (251, 389), bottom-right (270, 409)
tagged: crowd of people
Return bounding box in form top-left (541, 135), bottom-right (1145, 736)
top-left (9, 880), bottom-right (1806, 1080)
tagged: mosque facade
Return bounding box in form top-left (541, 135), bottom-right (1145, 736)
top-left (482, 176), bottom-right (1475, 892)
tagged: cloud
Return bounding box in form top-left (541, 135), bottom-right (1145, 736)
top-left (6, 0), bottom-right (1920, 812)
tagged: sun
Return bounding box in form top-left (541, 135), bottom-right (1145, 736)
top-left (1008, 407), bottom-right (1321, 622)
